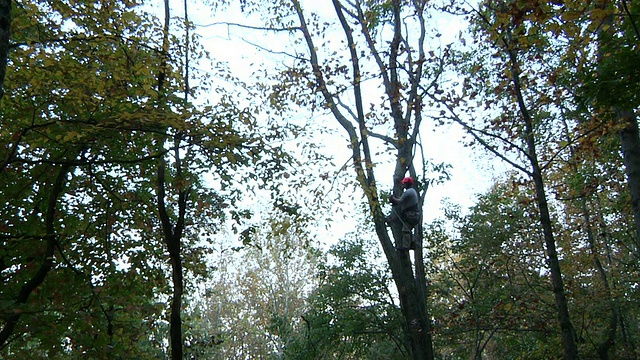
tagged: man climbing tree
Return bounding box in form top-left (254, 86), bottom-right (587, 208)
top-left (226, 0), bottom-right (440, 358)
top-left (389, 177), bottom-right (420, 251)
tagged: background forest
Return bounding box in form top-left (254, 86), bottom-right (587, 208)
top-left (1, 0), bottom-right (639, 359)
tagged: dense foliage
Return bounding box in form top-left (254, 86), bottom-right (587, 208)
top-left (1, 0), bottom-right (639, 359)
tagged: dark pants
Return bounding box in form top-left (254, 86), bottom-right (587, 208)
top-left (386, 210), bottom-right (414, 250)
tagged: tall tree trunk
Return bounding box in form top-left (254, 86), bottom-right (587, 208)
top-left (596, 1), bottom-right (640, 259)
top-left (507, 43), bottom-right (578, 359)
top-left (157, 126), bottom-right (186, 351)
top-left (388, 147), bottom-right (434, 359)
top-left (530, 160), bottom-right (578, 360)
top-left (157, 156), bottom-right (188, 360)
top-left (617, 110), bottom-right (640, 258)
top-left (292, 1), bottom-right (434, 357)
top-left (156, 1), bottom-right (187, 358)
top-left (375, 218), bottom-right (434, 359)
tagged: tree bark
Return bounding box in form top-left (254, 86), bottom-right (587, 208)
top-left (617, 110), bottom-right (640, 258)
top-left (292, 1), bottom-right (435, 357)
top-left (156, 1), bottom-right (186, 358)
top-left (157, 156), bottom-right (189, 360)
top-left (376, 218), bottom-right (434, 359)
top-left (597, 1), bottom-right (640, 259)
top-left (507, 46), bottom-right (578, 359)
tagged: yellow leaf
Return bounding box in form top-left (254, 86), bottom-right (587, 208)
top-left (561, 11), bottom-right (580, 22)
top-left (590, 8), bottom-right (611, 22)
top-left (64, 131), bottom-right (78, 142)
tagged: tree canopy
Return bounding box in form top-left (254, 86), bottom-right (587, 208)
top-left (1, 0), bottom-right (639, 359)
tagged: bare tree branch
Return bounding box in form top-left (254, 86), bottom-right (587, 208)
top-left (194, 20), bottom-right (300, 33)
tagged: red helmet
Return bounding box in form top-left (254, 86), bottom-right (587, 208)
top-left (400, 177), bottom-right (414, 185)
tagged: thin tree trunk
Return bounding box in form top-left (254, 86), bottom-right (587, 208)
top-left (385, 0), bottom-right (434, 356)
top-left (169, 239), bottom-right (184, 360)
top-left (530, 135), bottom-right (578, 360)
top-left (157, 161), bottom-right (186, 360)
top-left (506, 41), bottom-right (578, 359)
top-left (388, 150), bottom-right (434, 360)
top-left (156, 1), bottom-right (186, 358)
top-left (293, 1), bottom-right (434, 357)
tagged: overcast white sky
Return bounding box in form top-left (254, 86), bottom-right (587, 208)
top-left (166, 0), bottom-right (501, 239)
